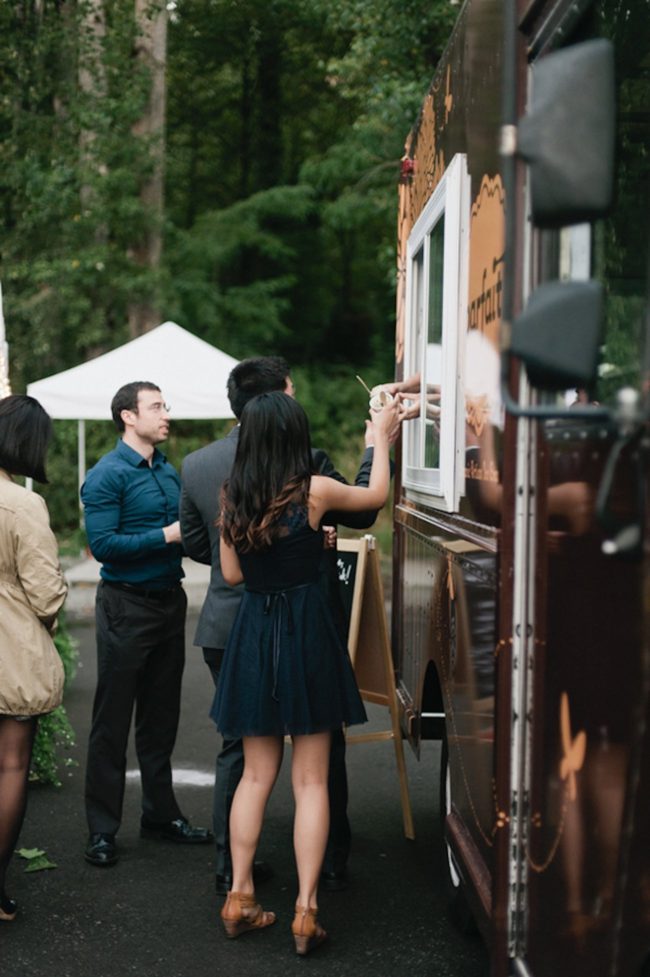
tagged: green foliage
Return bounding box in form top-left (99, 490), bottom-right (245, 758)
top-left (30, 705), bottom-right (76, 788)
top-left (165, 185), bottom-right (319, 356)
top-left (0, 0), bottom-right (162, 391)
top-left (17, 847), bottom-right (57, 872)
top-left (3, 0), bottom-right (458, 504)
top-left (30, 614), bottom-right (78, 788)
top-left (164, 0), bottom-right (458, 376)
top-left (593, 0), bottom-right (649, 404)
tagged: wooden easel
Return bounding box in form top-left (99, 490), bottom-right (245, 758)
top-left (337, 535), bottom-right (415, 840)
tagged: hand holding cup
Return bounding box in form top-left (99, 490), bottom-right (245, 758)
top-left (368, 395), bottom-right (401, 444)
top-left (369, 388), bottom-right (395, 412)
top-left (356, 375), bottom-right (396, 413)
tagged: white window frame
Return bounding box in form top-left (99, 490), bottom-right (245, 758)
top-left (402, 152), bottom-right (470, 511)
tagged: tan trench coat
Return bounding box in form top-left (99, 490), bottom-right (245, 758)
top-left (0, 470), bottom-right (68, 716)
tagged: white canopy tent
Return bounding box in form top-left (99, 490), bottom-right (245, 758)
top-left (27, 321), bottom-right (238, 519)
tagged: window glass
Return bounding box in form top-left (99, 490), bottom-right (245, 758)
top-left (406, 248), bottom-right (425, 468)
top-left (424, 215), bottom-right (445, 469)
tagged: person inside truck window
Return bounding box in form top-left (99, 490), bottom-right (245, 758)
top-left (375, 372), bottom-right (595, 535)
top-left (371, 372), bottom-right (439, 421)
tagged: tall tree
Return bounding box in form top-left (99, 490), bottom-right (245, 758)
top-left (129, 0), bottom-right (168, 335)
top-left (0, 0), bottom-right (168, 387)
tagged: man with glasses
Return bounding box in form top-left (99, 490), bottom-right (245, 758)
top-left (81, 381), bottom-right (211, 868)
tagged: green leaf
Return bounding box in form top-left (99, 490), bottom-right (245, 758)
top-left (17, 848), bottom-right (45, 861)
top-left (17, 848), bottom-right (57, 871)
top-left (24, 855), bottom-right (58, 873)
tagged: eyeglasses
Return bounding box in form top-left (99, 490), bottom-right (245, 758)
top-left (139, 402), bottom-right (171, 414)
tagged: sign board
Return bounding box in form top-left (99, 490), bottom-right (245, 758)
top-left (337, 535), bottom-right (414, 839)
top-left (336, 539), bottom-right (368, 673)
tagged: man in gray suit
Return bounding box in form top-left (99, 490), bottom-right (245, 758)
top-left (180, 356), bottom-right (381, 895)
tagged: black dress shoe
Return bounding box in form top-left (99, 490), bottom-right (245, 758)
top-left (215, 860), bottom-right (274, 895)
top-left (85, 833), bottom-right (118, 867)
top-left (140, 817), bottom-right (213, 844)
top-left (320, 869), bottom-right (348, 892)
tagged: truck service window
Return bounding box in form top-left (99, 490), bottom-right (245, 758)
top-left (403, 153), bottom-right (469, 511)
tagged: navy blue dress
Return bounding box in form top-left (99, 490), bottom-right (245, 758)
top-left (211, 503), bottom-right (367, 738)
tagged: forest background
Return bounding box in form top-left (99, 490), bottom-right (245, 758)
top-left (0, 0), bottom-right (458, 545)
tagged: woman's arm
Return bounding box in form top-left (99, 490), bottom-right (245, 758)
top-left (312, 440), bottom-right (379, 530)
top-left (219, 534), bottom-right (244, 586)
top-left (309, 402), bottom-right (399, 526)
top-left (16, 494), bottom-right (67, 627)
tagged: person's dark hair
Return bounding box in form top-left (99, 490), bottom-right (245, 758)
top-left (226, 356), bottom-right (290, 419)
top-left (0, 395), bottom-right (53, 483)
top-left (111, 381), bottom-right (161, 432)
top-left (221, 391), bottom-right (314, 551)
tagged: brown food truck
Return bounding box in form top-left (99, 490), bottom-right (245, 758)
top-left (389, 0), bottom-right (649, 975)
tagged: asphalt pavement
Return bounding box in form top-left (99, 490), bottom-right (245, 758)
top-left (1, 595), bottom-right (488, 977)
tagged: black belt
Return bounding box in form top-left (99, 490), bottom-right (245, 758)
top-left (103, 580), bottom-right (182, 601)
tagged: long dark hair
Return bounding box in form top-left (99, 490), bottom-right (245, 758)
top-left (221, 391), bottom-right (314, 551)
top-left (0, 395), bottom-right (52, 483)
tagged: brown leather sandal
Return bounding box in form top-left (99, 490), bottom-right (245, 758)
top-left (220, 890), bottom-right (276, 938)
top-left (291, 904), bottom-right (328, 955)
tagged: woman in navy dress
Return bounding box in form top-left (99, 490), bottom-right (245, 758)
top-left (214, 390), bottom-right (398, 954)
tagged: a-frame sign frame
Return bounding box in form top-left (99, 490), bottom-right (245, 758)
top-left (337, 535), bottom-right (415, 840)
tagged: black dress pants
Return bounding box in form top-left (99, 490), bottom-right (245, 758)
top-left (204, 647), bottom-right (350, 878)
top-left (85, 581), bottom-right (187, 836)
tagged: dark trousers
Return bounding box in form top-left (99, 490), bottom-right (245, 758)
top-left (204, 647), bottom-right (351, 877)
top-left (85, 581), bottom-right (187, 836)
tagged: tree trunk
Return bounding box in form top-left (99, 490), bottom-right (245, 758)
top-left (128, 0), bottom-right (167, 337)
top-left (253, 18), bottom-right (282, 190)
top-left (239, 47), bottom-right (252, 200)
top-left (78, 0), bottom-right (107, 219)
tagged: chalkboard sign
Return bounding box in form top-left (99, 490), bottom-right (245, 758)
top-left (336, 535), bottom-right (414, 840)
top-left (335, 549), bottom-right (358, 623)
top-left (336, 538), bottom-right (368, 659)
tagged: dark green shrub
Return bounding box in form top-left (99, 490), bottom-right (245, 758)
top-left (30, 614), bottom-right (78, 787)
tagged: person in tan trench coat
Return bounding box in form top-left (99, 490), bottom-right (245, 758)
top-left (0, 395), bottom-right (67, 922)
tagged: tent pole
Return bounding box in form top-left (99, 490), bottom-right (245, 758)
top-left (78, 418), bottom-right (86, 531)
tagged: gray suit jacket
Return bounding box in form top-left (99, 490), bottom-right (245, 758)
top-left (180, 425), bottom-right (376, 649)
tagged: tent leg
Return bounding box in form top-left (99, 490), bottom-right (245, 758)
top-left (78, 418), bottom-right (86, 532)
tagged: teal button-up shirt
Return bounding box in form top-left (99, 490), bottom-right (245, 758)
top-left (81, 439), bottom-right (183, 588)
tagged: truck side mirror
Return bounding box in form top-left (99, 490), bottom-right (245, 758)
top-left (517, 39), bottom-right (616, 228)
top-left (510, 280), bottom-right (604, 390)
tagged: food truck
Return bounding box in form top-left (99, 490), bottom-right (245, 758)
top-left (389, 0), bottom-right (649, 974)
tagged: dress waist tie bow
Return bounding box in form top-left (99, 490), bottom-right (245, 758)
top-left (249, 581), bottom-right (315, 702)
top-left (263, 591), bottom-right (294, 702)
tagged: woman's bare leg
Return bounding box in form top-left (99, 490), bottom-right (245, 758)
top-left (0, 717), bottom-right (37, 906)
top-left (291, 731), bottom-right (331, 909)
top-left (229, 735), bottom-right (283, 894)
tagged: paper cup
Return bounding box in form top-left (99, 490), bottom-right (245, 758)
top-left (369, 390), bottom-right (395, 412)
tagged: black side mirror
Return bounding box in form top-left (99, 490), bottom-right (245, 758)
top-left (517, 39), bottom-right (616, 228)
top-left (510, 280), bottom-right (604, 390)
